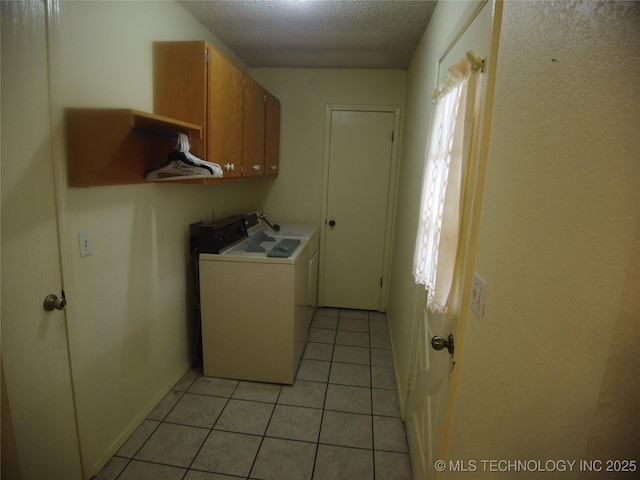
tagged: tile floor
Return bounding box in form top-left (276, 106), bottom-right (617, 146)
top-left (95, 308), bottom-right (412, 480)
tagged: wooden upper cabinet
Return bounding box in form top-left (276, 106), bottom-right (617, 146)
top-left (242, 75), bottom-right (266, 177)
top-left (265, 91), bottom-right (281, 176)
top-left (207, 47), bottom-right (243, 177)
top-left (153, 41), bottom-right (279, 182)
top-left (153, 41), bottom-right (243, 178)
top-left (153, 42), bottom-right (208, 159)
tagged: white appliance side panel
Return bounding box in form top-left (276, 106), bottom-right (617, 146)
top-left (199, 260), bottom-right (295, 384)
top-left (294, 245), bottom-right (312, 369)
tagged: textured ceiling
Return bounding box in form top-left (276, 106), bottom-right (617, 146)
top-left (180, 1), bottom-right (437, 69)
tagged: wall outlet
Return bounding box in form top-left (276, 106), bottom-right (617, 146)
top-left (470, 272), bottom-right (487, 319)
top-left (78, 230), bottom-right (92, 257)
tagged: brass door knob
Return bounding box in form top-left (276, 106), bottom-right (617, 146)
top-left (431, 334), bottom-right (454, 355)
top-left (44, 293), bottom-right (67, 311)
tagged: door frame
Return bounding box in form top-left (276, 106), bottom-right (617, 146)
top-left (1, 0), bottom-right (85, 477)
top-left (437, 0), bottom-right (503, 458)
top-left (45, 0), bottom-right (87, 473)
top-left (318, 105), bottom-right (401, 312)
top-left (46, 0), bottom-right (98, 474)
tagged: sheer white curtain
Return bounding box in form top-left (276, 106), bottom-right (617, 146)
top-left (413, 54), bottom-right (482, 313)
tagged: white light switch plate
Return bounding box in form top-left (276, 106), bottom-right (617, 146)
top-left (78, 230), bottom-right (92, 257)
top-left (470, 272), bottom-right (487, 319)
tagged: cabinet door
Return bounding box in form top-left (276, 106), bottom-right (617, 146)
top-left (264, 91), bottom-right (281, 176)
top-left (242, 75), bottom-right (266, 177)
top-left (208, 47), bottom-right (243, 177)
top-left (153, 41), bottom-right (207, 159)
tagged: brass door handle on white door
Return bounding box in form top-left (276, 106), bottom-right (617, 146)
top-left (431, 334), bottom-right (454, 355)
top-left (44, 292), bottom-right (67, 311)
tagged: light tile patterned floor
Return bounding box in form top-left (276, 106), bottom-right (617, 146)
top-left (95, 308), bottom-right (412, 480)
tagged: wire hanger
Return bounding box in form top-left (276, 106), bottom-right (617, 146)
top-left (145, 133), bottom-right (223, 181)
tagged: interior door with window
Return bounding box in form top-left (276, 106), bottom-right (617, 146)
top-left (404, 1), bottom-right (497, 478)
top-left (320, 108), bottom-right (396, 311)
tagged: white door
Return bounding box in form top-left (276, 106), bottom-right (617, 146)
top-left (404, 2), bottom-right (496, 478)
top-left (1, 2), bottom-right (83, 479)
top-left (320, 109), bottom-right (396, 311)
top-left (406, 298), bottom-right (452, 477)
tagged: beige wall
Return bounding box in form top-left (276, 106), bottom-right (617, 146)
top-left (6, 0), bottom-right (637, 476)
top-left (4, 1), bottom-right (407, 475)
top-left (52, 1), bottom-right (263, 475)
top-left (388, 0), bottom-right (639, 470)
top-left (249, 68), bottom-right (407, 225)
top-left (51, 3), bottom-right (407, 476)
top-left (444, 0), bottom-right (640, 471)
top-left (585, 222), bottom-right (640, 461)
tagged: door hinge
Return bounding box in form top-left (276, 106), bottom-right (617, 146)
top-left (242, 77), bottom-right (245, 88)
top-left (391, 131), bottom-right (395, 142)
top-left (205, 49), bottom-right (210, 64)
top-left (380, 278), bottom-right (383, 287)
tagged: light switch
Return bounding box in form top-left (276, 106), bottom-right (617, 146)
top-left (78, 231), bottom-right (92, 257)
top-left (470, 272), bottom-right (486, 319)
